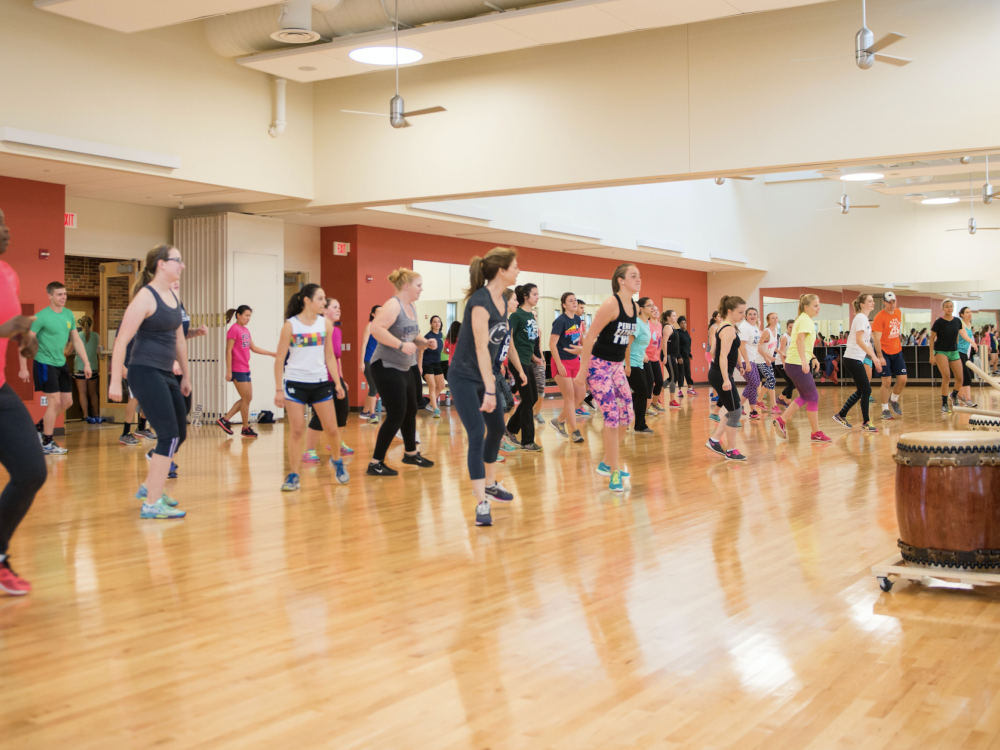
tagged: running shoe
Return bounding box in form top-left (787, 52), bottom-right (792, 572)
top-left (475, 500), bottom-right (492, 526)
top-left (366, 461), bottom-right (398, 477)
top-left (749, 410), bottom-right (760, 420)
top-left (140, 499), bottom-right (187, 519)
top-left (861, 422), bottom-right (878, 434)
top-left (119, 433), bottom-right (140, 446)
top-left (596, 462), bottom-right (630, 478)
top-left (136, 429), bottom-right (157, 440)
top-left (500, 437), bottom-right (519, 452)
top-left (678, 390), bottom-right (685, 398)
top-left (241, 427), bottom-right (258, 438)
top-left (634, 427), bottom-right (655, 435)
top-left (485, 482), bottom-right (514, 502)
top-left (504, 429), bottom-right (520, 445)
top-left (135, 484), bottom-right (179, 507)
top-left (331, 458), bottom-right (350, 484)
top-left (575, 408), bottom-right (591, 418)
top-left (725, 449), bottom-right (747, 462)
top-left (281, 473), bottom-right (300, 491)
top-left (810, 431), bottom-right (832, 443)
top-left (832, 414), bottom-right (852, 429)
top-left (572, 430), bottom-right (585, 444)
top-left (891, 401), bottom-right (903, 416)
top-left (868, 396), bottom-right (876, 403)
top-left (705, 438), bottom-right (725, 456)
top-left (216, 417), bottom-right (233, 434)
top-left (550, 419), bottom-right (568, 438)
top-left (652, 403), bottom-right (666, 413)
top-left (340, 442), bottom-right (354, 456)
top-left (0, 559), bottom-right (30, 596)
top-left (535, 413), bottom-right (545, 425)
top-left (881, 408), bottom-right (894, 420)
top-left (771, 405), bottom-right (782, 416)
top-left (710, 395), bottom-right (719, 403)
top-left (434, 408), bottom-right (441, 419)
top-left (773, 417), bottom-right (787, 439)
top-left (776, 397), bottom-right (789, 408)
top-left (520, 443), bottom-right (543, 452)
top-left (358, 411), bottom-right (372, 421)
top-left (967, 400), bottom-right (978, 409)
top-left (687, 388), bottom-right (698, 396)
top-left (942, 403), bottom-right (952, 415)
top-left (709, 413), bottom-right (721, 423)
top-left (402, 452), bottom-right (435, 467)
top-left (368, 415), bottom-right (380, 425)
top-left (669, 400), bottom-right (681, 409)
top-left (42, 442), bottom-right (68, 455)
top-left (609, 470), bottom-right (624, 493)
top-left (302, 449), bottom-right (320, 464)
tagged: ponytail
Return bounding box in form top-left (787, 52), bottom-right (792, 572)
top-left (611, 263), bottom-right (635, 294)
top-left (798, 294), bottom-right (818, 314)
top-left (852, 293), bottom-right (871, 314)
top-left (78, 315), bottom-right (93, 344)
top-left (133, 243), bottom-right (174, 297)
top-left (226, 305), bottom-right (252, 324)
top-left (286, 283), bottom-right (321, 319)
top-left (515, 283), bottom-right (537, 306)
top-left (465, 247), bottom-right (517, 300)
top-left (718, 295), bottom-right (745, 318)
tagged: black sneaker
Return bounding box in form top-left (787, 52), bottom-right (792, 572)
top-left (366, 461), bottom-right (398, 477)
top-left (485, 482), bottom-right (514, 502)
top-left (890, 400), bottom-right (903, 416)
top-left (571, 430), bottom-right (585, 444)
top-left (475, 500), bottom-right (492, 526)
top-left (217, 417), bottom-right (233, 435)
top-left (634, 427), bottom-right (655, 435)
top-left (401, 452), bottom-right (434, 468)
top-left (832, 414), bottom-right (852, 429)
top-left (520, 443), bottom-right (542, 452)
top-left (705, 438), bottom-right (725, 456)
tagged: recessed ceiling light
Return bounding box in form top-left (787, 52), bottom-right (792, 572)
top-left (298, 66), bottom-right (317, 71)
top-left (922, 197), bottom-right (961, 205)
top-left (349, 46), bottom-right (422, 65)
top-left (840, 172), bottom-right (884, 182)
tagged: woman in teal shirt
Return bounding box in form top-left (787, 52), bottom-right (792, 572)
top-left (956, 306), bottom-right (979, 408)
top-left (625, 297), bottom-right (655, 434)
top-left (73, 315), bottom-right (100, 420)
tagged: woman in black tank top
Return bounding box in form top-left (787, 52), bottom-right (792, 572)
top-left (706, 296), bottom-right (748, 462)
top-left (576, 264), bottom-right (641, 491)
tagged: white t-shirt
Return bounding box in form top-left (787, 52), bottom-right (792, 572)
top-left (739, 320), bottom-right (764, 364)
top-left (844, 312), bottom-right (872, 361)
top-left (778, 332), bottom-right (790, 365)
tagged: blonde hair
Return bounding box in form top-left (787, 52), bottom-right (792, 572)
top-left (465, 247), bottom-right (517, 301)
top-left (852, 293), bottom-right (872, 314)
top-left (133, 244), bottom-right (175, 297)
top-left (718, 295), bottom-right (745, 318)
top-left (388, 268), bottom-right (420, 290)
top-left (611, 263), bottom-right (635, 294)
top-left (798, 294), bottom-right (819, 314)
top-left (78, 315), bottom-right (93, 343)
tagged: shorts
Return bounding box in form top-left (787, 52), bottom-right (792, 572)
top-left (863, 357), bottom-right (872, 367)
top-left (33, 361), bottom-right (72, 394)
top-left (533, 362), bottom-right (546, 395)
top-left (586, 357), bottom-right (633, 429)
top-left (73, 370), bottom-right (98, 381)
top-left (558, 359), bottom-right (581, 379)
top-left (878, 350), bottom-right (907, 377)
top-left (283, 380), bottom-right (333, 405)
top-left (232, 371), bottom-right (251, 383)
top-left (423, 360), bottom-right (443, 376)
top-left (937, 350), bottom-right (960, 362)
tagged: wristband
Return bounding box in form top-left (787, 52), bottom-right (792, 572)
top-left (485, 391), bottom-right (495, 396)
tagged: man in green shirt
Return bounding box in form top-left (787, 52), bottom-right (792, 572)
top-left (18, 281), bottom-right (91, 455)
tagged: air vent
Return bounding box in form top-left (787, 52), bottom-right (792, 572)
top-left (271, 28), bottom-right (321, 43)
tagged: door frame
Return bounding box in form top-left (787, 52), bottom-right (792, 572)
top-left (98, 260), bottom-right (139, 418)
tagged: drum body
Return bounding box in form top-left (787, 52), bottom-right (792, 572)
top-left (969, 415), bottom-right (1000, 431)
top-left (895, 431), bottom-right (1000, 568)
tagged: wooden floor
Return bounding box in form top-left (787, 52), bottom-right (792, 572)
top-left (4, 383), bottom-right (1000, 749)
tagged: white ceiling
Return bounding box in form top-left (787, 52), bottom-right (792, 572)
top-left (822, 154), bottom-right (1000, 202)
top-left (33, 0), bottom-right (277, 33)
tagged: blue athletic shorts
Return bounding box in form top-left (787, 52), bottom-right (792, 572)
top-left (232, 371), bottom-right (251, 383)
top-left (878, 351), bottom-right (907, 377)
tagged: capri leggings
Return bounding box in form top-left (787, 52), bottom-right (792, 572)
top-left (960, 352), bottom-right (974, 387)
top-left (665, 354), bottom-right (682, 394)
top-left (449, 373), bottom-right (504, 481)
top-left (643, 360), bottom-right (663, 398)
top-left (0, 384), bottom-right (47, 557)
top-left (756, 363), bottom-right (775, 391)
top-left (363, 361), bottom-right (379, 398)
top-left (785, 363), bottom-right (819, 411)
top-left (308, 381), bottom-right (349, 431)
top-left (741, 363), bottom-right (761, 405)
top-left (587, 357), bottom-right (634, 429)
top-left (128, 365), bottom-right (187, 457)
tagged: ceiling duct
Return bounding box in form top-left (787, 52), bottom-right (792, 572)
top-left (206, 0), bottom-right (541, 57)
top-left (271, 0), bottom-right (322, 44)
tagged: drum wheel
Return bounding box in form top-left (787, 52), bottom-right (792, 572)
top-left (879, 577), bottom-right (893, 592)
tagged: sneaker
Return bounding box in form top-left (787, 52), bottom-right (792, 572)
top-left (810, 431), bottom-right (832, 443)
top-left (424, 404), bottom-right (434, 413)
top-left (773, 417), bottom-right (787, 439)
top-left (366, 461), bottom-right (398, 477)
top-left (634, 427), bottom-right (655, 435)
top-left (881, 408), bottom-right (894, 421)
top-left (42, 442), bottom-right (68, 455)
top-left (677, 391), bottom-right (684, 398)
top-left (705, 438), bottom-right (725, 456)
top-left (217, 418), bottom-right (233, 434)
top-left (652, 403), bottom-right (666, 413)
top-left (596, 462), bottom-right (630, 478)
top-left (302, 449), bottom-right (320, 464)
top-left (281, 473), bottom-right (300, 491)
top-left (550, 419), bottom-right (568, 438)
top-left (241, 427), bottom-right (258, 438)
top-left (709, 413), bottom-right (721, 423)
top-left (725, 449), bottom-right (747, 462)
top-left (861, 422), bottom-right (878, 434)
top-left (402, 452), bottom-right (435, 467)
top-left (140, 499), bottom-right (186, 519)
top-left (942, 403), bottom-right (952, 415)
top-left (710, 395), bottom-right (719, 403)
top-left (535, 413), bottom-right (545, 425)
top-left (868, 396), bottom-right (876, 403)
top-left (749, 410), bottom-right (760, 420)
top-left (771, 405), bottom-right (782, 416)
top-left (359, 411), bottom-right (372, 421)
top-left (119, 433), bottom-right (140, 446)
top-left (609, 470), bottom-right (624, 493)
top-left (520, 443), bottom-right (543, 452)
top-left (687, 388), bottom-right (698, 396)
top-left (136, 429), bottom-right (157, 440)
top-left (776, 397), bottom-right (789, 408)
top-left (832, 414), bottom-right (852, 429)
top-left (495, 454), bottom-right (506, 463)
top-left (0, 559), bottom-right (30, 596)
top-left (504, 429), bottom-right (518, 445)
top-left (368, 415), bottom-right (380, 425)
top-left (340, 441), bottom-right (354, 456)
top-left (500, 438), bottom-right (519, 452)
top-left (485, 482), bottom-right (514, 502)
top-left (331, 458), bottom-right (350, 484)
top-left (891, 401), bottom-right (903, 416)
top-left (434, 408), bottom-right (441, 419)
top-left (669, 400), bottom-right (681, 409)
top-left (571, 430), bottom-right (585, 444)
top-left (575, 408), bottom-right (591, 418)
top-left (135, 484), bottom-right (179, 507)
top-left (475, 500), bottom-right (493, 526)
top-left (967, 401), bottom-right (978, 409)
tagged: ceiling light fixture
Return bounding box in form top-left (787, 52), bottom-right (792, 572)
top-left (349, 46), bottom-right (422, 65)
top-left (922, 196), bottom-right (961, 205)
top-left (840, 172), bottom-right (884, 182)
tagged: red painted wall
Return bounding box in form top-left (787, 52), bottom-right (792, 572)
top-left (0, 176), bottom-right (65, 422)
top-left (322, 225), bottom-right (709, 405)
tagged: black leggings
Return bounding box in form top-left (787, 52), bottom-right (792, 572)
top-left (777, 364), bottom-right (795, 400)
top-left (960, 352), bottom-right (973, 387)
top-left (369, 360), bottom-right (418, 461)
top-left (644, 361), bottom-right (663, 397)
top-left (665, 354), bottom-right (682, 394)
top-left (839, 357), bottom-right (871, 423)
top-left (626, 365), bottom-right (649, 430)
top-left (308, 382), bottom-right (349, 431)
top-left (681, 356), bottom-right (693, 387)
top-left (128, 365), bottom-right (187, 457)
top-left (507, 370), bottom-right (537, 445)
top-left (0, 384), bottom-right (46, 557)
top-left (450, 373), bottom-right (505, 481)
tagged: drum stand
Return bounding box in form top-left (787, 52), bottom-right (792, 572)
top-left (872, 554), bottom-right (1000, 592)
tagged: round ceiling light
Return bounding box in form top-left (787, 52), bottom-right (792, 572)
top-left (840, 172), bottom-right (885, 182)
top-left (921, 197), bottom-right (961, 205)
top-left (349, 47), bottom-right (423, 65)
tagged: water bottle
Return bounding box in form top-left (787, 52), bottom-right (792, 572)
top-left (250, 410), bottom-right (259, 425)
top-left (376, 397), bottom-right (382, 417)
top-left (446, 392), bottom-right (451, 407)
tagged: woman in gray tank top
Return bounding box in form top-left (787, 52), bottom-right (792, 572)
top-left (366, 268), bottom-right (439, 476)
top-left (109, 244), bottom-right (190, 520)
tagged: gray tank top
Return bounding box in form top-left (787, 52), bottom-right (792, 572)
top-left (129, 286), bottom-right (182, 371)
top-left (371, 297), bottom-right (419, 371)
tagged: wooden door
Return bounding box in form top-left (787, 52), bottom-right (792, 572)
top-left (662, 297), bottom-right (687, 319)
top-left (98, 261), bottom-right (138, 417)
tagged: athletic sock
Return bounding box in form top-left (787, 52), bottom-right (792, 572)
top-left (882, 402), bottom-right (890, 410)
top-left (137, 416), bottom-right (146, 431)
top-left (942, 396), bottom-right (948, 406)
top-left (121, 423), bottom-right (132, 437)
top-left (890, 394), bottom-right (899, 403)
top-left (42, 434), bottom-right (53, 445)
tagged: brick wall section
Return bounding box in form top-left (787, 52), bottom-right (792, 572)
top-left (64, 255), bottom-right (116, 296)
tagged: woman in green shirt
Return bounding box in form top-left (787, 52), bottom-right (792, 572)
top-left (73, 315), bottom-right (100, 420)
top-left (505, 283), bottom-right (542, 451)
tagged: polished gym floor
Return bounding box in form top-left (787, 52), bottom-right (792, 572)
top-left (2, 383), bottom-right (1000, 749)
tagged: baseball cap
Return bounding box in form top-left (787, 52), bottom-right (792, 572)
top-left (884, 292), bottom-right (896, 302)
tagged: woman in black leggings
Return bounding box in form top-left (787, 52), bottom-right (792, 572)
top-left (506, 283), bottom-right (541, 451)
top-left (833, 293), bottom-right (879, 433)
top-left (366, 268), bottom-right (438, 476)
top-left (449, 247), bottom-right (521, 527)
top-left (109, 244), bottom-right (190, 519)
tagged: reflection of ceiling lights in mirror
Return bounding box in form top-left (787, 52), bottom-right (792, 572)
top-left (922, 197), bottom-right (961, 204)
top-left (840, 172), bottom-right (884, 182)
top-left (349, 47), bottom-right (423, 65)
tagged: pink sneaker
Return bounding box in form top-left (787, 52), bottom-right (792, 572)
top-left (669, 400), bottom-right (681, 408)
top-left (749, 410), bottom-right (760, 420)
top-left (810, 431), bottom-right (832, 443)
top-left (773, 417), bottom-right (787, 439)
top-left (0, 560), bottom-right (30, 596)
top-left (687, 388), bottom-right (698, 396)
top-left (771, 405), bottom-right (782, 415)
top-left (302, 450), bottom-right (320, 464)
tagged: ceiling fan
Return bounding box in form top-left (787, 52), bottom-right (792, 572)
top-left (820, 188), bottom-right (878, 214)
top-left (947, 175), bottom-right (1000, 234)
top-left (983, 155), bottom-right (995, 204)
top-left (339, 0), bottom-right (445, 128)
top-left (714, 176), bottom-right (754, 185)
top-left (794, 0), bottom-right (911, 69)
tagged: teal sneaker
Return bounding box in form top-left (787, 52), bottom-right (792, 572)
top-left (609, 470), bottom-right (624, 493)
top-left (710, 413), bottom-right (721, 423)
top-left (281, 473), bottom-right (300, 491)
top-left (331, 458), bottom-right (350, 484)
top-left (140, 499), bottom-right (186, 519)
top-left (596, 462), bottom-right (630, 478)
top-left (302, 449), bottom-right (320, 464)
top-left (135, 485), bottom-right (178, 507)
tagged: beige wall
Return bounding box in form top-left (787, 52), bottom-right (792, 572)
top-left (65, 196), bottom-right (175, 259)
top-left (283, 223), bottom-right (321, 281)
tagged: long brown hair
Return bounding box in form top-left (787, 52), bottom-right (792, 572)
top-left (852, 293), bottom-right (872, 314)
top-left (132, 244), bottom-right (175, 297)
top-left (78, 315), bottom-right (93, 343)
top-left (611, 263), bottom-right (635, 294)
top-left (465, 247), bottom-right (517, 300)
top-left (798, 293), bottom-right (818, 314)
top-left (718, 295), bottom-right (745, 318)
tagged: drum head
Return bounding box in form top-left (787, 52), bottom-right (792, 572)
top-left (969, 415), bottom-right (1000, 431)
top-left (896, 430), bottom-right (1000, 466)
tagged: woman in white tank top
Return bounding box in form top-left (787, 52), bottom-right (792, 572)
top-left (273, 283), bottom-right (349, 492)
top-left (757, 312), bottom-right (780, 415)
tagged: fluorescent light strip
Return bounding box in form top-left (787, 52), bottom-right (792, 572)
top-left (636, 238), bottom-right (685, 255)
top-left (410, 201), bottom-right (493, 221)
top-left (710, 251), bottom-right (750, 264)
top-left (0, 127), bottom-right (181, 169)
top-left (540, 221), bottom-right (603, 240)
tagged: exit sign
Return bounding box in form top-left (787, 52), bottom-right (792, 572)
top-left (64, 213), bottom-right (77, 229)
top-left (333, 241), bottom-right (350, 256)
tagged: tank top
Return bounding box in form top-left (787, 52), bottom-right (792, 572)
top-left (364, 329), bottom-right (378, 363)
top-left (130, 287), bottom-right (182, 371)
top-left (371, 297), bottom-right (420, 371)
top-left (778, 332), bottom-right (790, 364)
top-left (712, 323), bottom-right (741, 376)
top-left (666, 327), bottom-right (680, 356)
top-left (284, 314), bottom-right (328, 383)
top-left (764, 325), bottom-right (779, 362)
top-left (592, 295), bottom-right (637, 363)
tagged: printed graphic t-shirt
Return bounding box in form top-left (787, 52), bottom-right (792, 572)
top-left (450, 286), bottom-right (508, 382)
top-left (227, 322), bottom-right (252, 372)
top-left (873, 308), bottom-right (903, 355)
top-left (551, 314), bottom-right (583, 361)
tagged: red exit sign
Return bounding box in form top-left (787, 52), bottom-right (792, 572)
top-left (64, 213), bottom-right (77, 229)
top-left (333, 241), bottom-right (350, 256)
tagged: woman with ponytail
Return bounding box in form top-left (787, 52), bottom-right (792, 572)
top-left (359, 305), bottom-right (382, 423)
top-left (506, 283), bottom-right (542, 451)
top-left (72, 315), bottom-right (100, 420)
top-left (217, 305), bottom-right (276, 437)
top-left (833, 293), bottom-right (880, 432)
top-left (302, 297), bottom-right (355, 463)
top-left (773, 294), bottom-right (829, 442)
top-left (549, 292), bottom-right (585, 442)
top-left (706, 295), bottom-right (748, 461)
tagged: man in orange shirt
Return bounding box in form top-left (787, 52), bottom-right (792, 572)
top-left (872, 291), bottom-right (907, 420)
